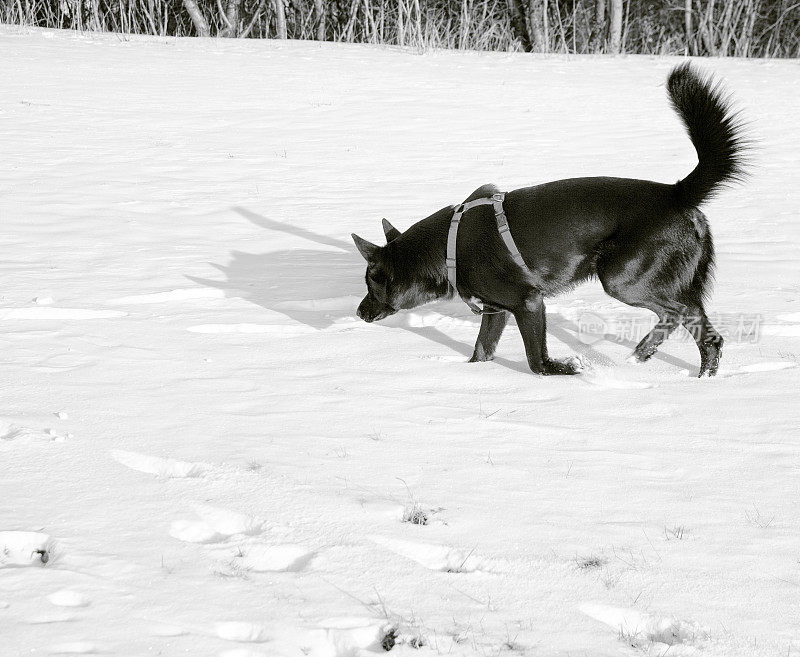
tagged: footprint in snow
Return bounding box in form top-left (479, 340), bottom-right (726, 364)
top-left (301, 618), bottom-right (391, 657)
top-left (369, 536), bottom-right (491, 573)
top-left (170, 504), bottom-right (265, 544)
top-left (0, 531), bottom-right (54, 568)
top-left (230, 544), bottom-right (315, 573)
top-left (580, 602), bottom-right (708, 648)
top-left (111, 449), bottom-right (209, 478)
top-left (1, 419), bottom-right (66, 444)
top-left (1, 421), bottom-right (33, 442)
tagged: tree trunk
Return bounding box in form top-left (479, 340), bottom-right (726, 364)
top-left (608, 0), bottom-right (622, 52)
top-left (315, 0), bottom-right (325, 40)
top-left (240, 0), bottom-right (266, 37)
top-left (590, 0), bottom-right (605, 51)
top-left (344, 0), bottom-right (359, 40)
top-left (684, 0), bottom-right (692, 54)
top-left (273, 0), bottom-right (287, 38)
top-left (90, 0), bottom-right (102, 31)
top-left (225, 0), bottom-right (241, 35)
top-left (182, 0), bottom-right (210, 36)
top-left (507, 0), bottom-right (532, 51)
top-left (528, 0), bottom-right (548, 51)
top-left (397, 0), bottom-right (405, 46)
top-left (412, 0), bottom-right (422, 44)
top-left (698, 0), bottom-right (717, 54)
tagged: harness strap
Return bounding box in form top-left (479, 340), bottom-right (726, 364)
top-left (446, 197), bottom-right (496, 314)
top-left (491, 193), bottom-right (529, 271)
top-left (446, 192), bottom-right (531, 315)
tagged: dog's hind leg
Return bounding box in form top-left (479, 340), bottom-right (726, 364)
top-left (629, 302), bottom-right (687, 363)
top-left (513, 296), bottom-right (580, 375)
top-left (598, 231), bottom-right (700, 367)
top-left (469, 310), bottom-right (509, 362)
top-left (682, 305), bottom-right (724, 376)
top-left (598, 268), bottom-right (690, 364)
top-left (680, 232), bottom-right (723, 376)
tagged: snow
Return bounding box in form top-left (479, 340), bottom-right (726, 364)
top-left (1, 25), bottom-right (799, 657)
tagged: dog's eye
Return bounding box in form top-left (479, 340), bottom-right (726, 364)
top-left (369, 272), bottom-right (386, 285)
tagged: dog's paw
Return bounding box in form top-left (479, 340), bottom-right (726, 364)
top-left (541, 357), bottom-right (582, 376)
top-left (628, 349), bottom-right (656, 364)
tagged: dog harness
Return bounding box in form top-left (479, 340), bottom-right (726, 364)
top-left (446, 192), bottom-right (531, 314)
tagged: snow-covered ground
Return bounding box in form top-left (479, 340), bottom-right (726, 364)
top-left (1, 26), bottom-right (798, 657)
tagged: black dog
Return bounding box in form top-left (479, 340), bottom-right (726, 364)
top-left (352, 63), bottom-right (747, 377)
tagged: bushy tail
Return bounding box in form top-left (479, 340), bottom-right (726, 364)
top-left (667, 62), bottom-right (748, 210)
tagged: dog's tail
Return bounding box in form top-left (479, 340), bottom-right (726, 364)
top-left (668, 62), bottom-right (748, 210)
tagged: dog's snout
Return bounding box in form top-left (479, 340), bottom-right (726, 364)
top-left (356, 298), bottom-right (374, 322)
top-left (357, 296), bottom-right (391, 323)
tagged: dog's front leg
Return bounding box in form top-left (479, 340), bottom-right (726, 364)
top-left (469, 310), bottom-right (509, 362)
top-left (514, 296), bottom-right (580, 375)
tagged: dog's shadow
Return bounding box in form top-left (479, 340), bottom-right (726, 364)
top-left (186, 207), bottom-right (362, 330)
top-left (188, 207), bottom-right (696, 375)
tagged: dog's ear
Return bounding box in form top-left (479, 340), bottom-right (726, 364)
top-left (352, 233), bottom-right (380, 261)
top-left (381, 218), bottom-right (401, 242)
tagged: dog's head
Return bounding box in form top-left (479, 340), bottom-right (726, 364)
top-left (351, 218), bottom-right (443, 323)
top-left (351, 219), bottom-right (400, 323)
